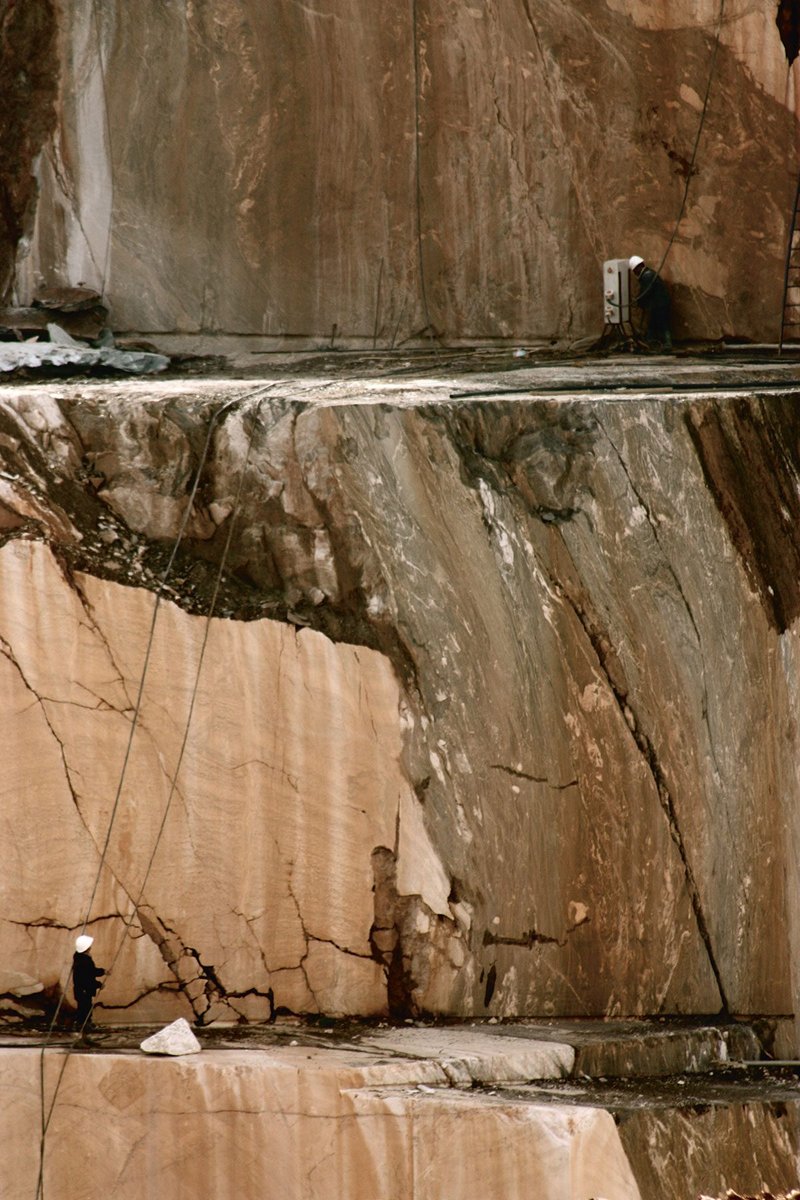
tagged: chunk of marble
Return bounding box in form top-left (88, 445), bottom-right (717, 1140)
top-left (139, 1018), bottom-right (201, 1056)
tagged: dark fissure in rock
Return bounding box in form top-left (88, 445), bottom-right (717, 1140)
top-left (685, 399), bottom-right (800, 635)
top-left (777, 1), bottom-right (800, 64)
top-left (0, 0), bottom-right (60, 299)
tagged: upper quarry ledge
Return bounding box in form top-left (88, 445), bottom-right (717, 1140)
top-left (2, 351), bottom-right (800, 408)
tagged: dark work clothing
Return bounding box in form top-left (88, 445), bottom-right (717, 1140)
top-left (73, 951), bottom-right (105, 1027)
top-left (635, 266), bottom-right (671, 345)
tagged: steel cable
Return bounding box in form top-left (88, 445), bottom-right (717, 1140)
top-left (33, 390), bottom-right (269, 1199)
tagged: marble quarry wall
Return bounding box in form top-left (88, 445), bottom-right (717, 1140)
top-left (1, 387), bottom-right (799, 1028)
top-left (4, 0), bottom-right (800, 343)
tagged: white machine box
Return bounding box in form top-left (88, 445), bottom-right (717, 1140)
top-left (602, 258), bottom-right (631, 325)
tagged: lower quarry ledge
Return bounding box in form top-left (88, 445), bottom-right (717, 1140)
top-left (5, 1017), bottom-right (800, 1200)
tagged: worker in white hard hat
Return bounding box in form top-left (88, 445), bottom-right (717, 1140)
top-left (73, 934), bottom-right (105, 1032)
top-left (629, 255), bottom-right (672, 350)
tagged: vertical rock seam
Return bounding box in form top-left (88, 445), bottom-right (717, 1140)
top-left (685, 400), bottom-right (800, 634)
top-left (0, 0), bottom-right (59, 298)
top-left (777, 0), bottom-right (800, 64)
top-left (558, 575), bottom-right (730, 1015)
top-left (410, 0), bottom-right (436, 342)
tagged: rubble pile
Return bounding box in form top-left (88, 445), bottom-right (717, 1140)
top-left (0, 285), bottom-right (168, 374)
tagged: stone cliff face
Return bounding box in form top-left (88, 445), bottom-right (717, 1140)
top-left (1, 383), bottom-right (798, 1026)
top-left (5, 0), bottom-right (800, 342)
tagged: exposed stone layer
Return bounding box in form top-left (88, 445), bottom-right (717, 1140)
top-left (4, 1033), bottom-right (800, 1200)
top-left (10, 1), bottom-right (800, 341)
top-left (0, 537), bottom-right (420, 1021)
top-left (0, 1043), bottom-right (639, 1200)
top-left (619, 1102), bottom-right (800, 1200)
top-left (0, 382), bottom-right (797, 1024)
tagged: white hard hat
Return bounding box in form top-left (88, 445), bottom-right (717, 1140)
top-left (628, 255), bottom-right (644, 270)
top-left (75, 935), bottom-right (94, 953)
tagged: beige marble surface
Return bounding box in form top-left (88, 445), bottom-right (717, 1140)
top-left (2, 1042), bottom-right (640, 1200)
top-left (0, 538), bottom-right (428, 1021)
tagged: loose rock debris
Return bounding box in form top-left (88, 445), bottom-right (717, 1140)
top-left (0, 285), bottom-right (168, 375)
top-left (140, 1017), bottom-right (201, 1056)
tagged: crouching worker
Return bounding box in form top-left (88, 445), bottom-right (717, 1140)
top-left (73, 935), bottom-right (105, 1032)
top-left (629, 255), bottom-right (672, 350)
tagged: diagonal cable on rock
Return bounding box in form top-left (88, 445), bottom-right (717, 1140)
top-left (34, 389), bottom-right (271, 1199)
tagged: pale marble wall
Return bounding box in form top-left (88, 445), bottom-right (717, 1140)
top-left (0, 537), bottom-right (441, 1021)
top-left (11, 1), bottom-right (800, 341)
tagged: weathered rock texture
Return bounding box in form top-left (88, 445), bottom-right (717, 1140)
top-left (6, 1), bottom-right (800, 341)
top-left (0, 383), bottom-right (798, 1027)
top-left (619, 1102), bottom-right (800, 1200)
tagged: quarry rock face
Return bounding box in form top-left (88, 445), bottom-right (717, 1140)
top-left (0, 384), bottom-right (798, 1028)
top-left (6, 0), bottom-right (800, 342)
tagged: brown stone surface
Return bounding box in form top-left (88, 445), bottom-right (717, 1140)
top-left (0, 537), bottom-right (407, 1021)
top-left (9, 2), bottom-right (800, 341)
top-left (618, 1102), bottom-right (800, 1200)
top-left (0, 373), bottom-right (797, 1024)
top-left (4, 1028), bottom-right (800, 1200)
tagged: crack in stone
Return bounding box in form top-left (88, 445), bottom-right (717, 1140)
top-left (598, 415), bottom-right (725, 784)
top-left (8, 914), bottom-right (121, 931)
top-left (285, 871), bottom-right (320, 1010)
top-left (307, 935), bottom-right (374, 963)
top-left (482, 907), bottom-right (590, 952)
top-left (135, 908), bottom-right (237, 1025)
top-left (230, 756), bottom-right (299, 793)
top-left (0, 635), bottom-right (121, 873)
top-left (98, 981), bottom-right (184, 1013)
top-left (489, 763), bottom-right (578, 791)
top-left (49, 548), bottom-right (134, 707)
top-left (554, 559), bottom-right (730, 1013)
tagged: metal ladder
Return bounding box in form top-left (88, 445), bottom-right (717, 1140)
top-left (779, 167), bottom-right (800, 351)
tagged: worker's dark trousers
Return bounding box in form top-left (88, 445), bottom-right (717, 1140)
top-left (646, 304), bottom-right (671, 346)
top-left (74, 992), bottom-right (94, 1029)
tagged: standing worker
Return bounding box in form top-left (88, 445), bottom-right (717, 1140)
top-left (629, 255), bottom-right (672, 350)
top-left (73, 934), bottom-right (105, 1033)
